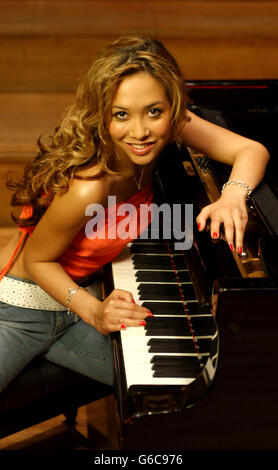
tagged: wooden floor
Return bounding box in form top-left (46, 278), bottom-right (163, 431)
top-left (0, 394), bottom-right (118, 451)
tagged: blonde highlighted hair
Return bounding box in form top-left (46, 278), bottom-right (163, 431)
top-left (8, 35), bottom-right (189, 227)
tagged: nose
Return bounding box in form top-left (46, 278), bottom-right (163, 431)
top-left (129, 118), bottom-right (150, 140)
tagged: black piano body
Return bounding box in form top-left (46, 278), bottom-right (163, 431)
top-left (105, 80), bottom-right (278, 450)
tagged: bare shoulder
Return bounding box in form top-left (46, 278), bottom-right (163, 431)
top-left (22, 166), bottom-right (111, 265)
top-left (42, 173), bottom-right (109, 233)
top-left (70, 163), bottom-right (110, 205)
top-left (66, 176), bottom-right (108, 207)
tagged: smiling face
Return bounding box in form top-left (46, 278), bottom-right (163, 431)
top-left (109, 72), bottom-right (172, 170)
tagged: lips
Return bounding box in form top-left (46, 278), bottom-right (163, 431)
top-left (126, 142), bottom-right (156, 156)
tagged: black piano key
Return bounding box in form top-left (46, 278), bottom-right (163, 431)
top-left (146, 317), bottom-right (190, 329)
top-left (145, 317), bottom-right (191, 336)
top-left (146, 328), bottom-right (189, 336)
top-left (142, 301), bottom-right (200, 315)
top-left (152, 367), bottom-right (201, 378)
top-left (145, 316), bottom-right (216, 336)
top-left (130, 242), bottom-right (188, 256)
top-left (196, 338), bottom-right (214, 354)
top-left (153, 366), bottom-right (200, 378)
top-left (132, 254), bottom-right (186, 270)
top-left (148, 338), bottom-right (196, 353)
top-left (191, 316), bottom-right (216, 336)
top-left (138, 283), bottom-right (195, 294)
top-left (152, 356), bottom-right (201, 378)
top-left (151, 355), bottom-right (200, 367)
top-left (147, 338), bottom-right (213, 355)
top-left (132, 238), bottom-right (174, 245)
top-left (152, 362), bottom-right (201, 373)
top-left (138, 283), bottom-right (196, 300)
top-left (135, 270), bottom-right (191, 283)
top-left (130, 244), bottom-right (171, 254)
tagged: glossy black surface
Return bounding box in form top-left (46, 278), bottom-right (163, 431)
top-left (109, 80), bottom-right (278, 450)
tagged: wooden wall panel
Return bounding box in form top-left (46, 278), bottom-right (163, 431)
top-left (1, 1), bottom-right (277, 38)
top-left (0, 0), bottom-right (277, 226)
top-left (164, 37), bottom-right (278, 80)
top-left (0, 0), bottom-right (277, 91)
top-left (1, 35), bottom-right (277, 93)
top-left (0, 92), bottom-right (74, 161)
top-left (0, 92), bottom-right (74, 226)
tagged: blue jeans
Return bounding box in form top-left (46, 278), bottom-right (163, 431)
top-left (0, 278), bottom-right (113, 393)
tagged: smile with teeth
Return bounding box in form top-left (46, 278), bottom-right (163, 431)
top-left (126, 142), bottom-right (156, 155)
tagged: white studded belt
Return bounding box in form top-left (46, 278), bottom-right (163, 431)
top-left (0, 275), bottom-right (66, 311)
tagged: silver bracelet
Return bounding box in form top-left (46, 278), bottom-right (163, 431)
top-left (67, 286), bottom-right (84, 323)
top-left (221, 179), bottom-right (252, 200)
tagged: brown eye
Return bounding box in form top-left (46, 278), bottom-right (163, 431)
top-left (114, 111), bottom-right (128, 120)
top-left (148, 108), bottom-right (162, 118)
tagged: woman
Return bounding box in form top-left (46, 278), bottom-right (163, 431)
top-left (0, 36), bottom-right (269, 392)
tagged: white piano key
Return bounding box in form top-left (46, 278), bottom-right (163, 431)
top-left (111, 242), bottom-right (211, 389)
top-left (124, 369), bottom-right (195, 388)
top-left (120, 327), bottom-right (202, 388)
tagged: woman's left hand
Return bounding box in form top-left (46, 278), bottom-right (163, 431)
top-left (196, 188), bottom-right (248, 253)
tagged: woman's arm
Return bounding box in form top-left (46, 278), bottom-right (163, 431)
top-left (23, 178), bottom-right (149, 334)
top-left (179, 110), bottom-right (270, 251)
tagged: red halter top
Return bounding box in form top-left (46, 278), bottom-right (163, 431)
top-left (0, 183), bottom-right (153, 281)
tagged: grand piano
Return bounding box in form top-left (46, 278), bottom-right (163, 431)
top-left (104, 80), bottom-right (278, 450)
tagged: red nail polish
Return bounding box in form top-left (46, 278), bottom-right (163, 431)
top-left (148, 313), bottom-right (154, 317)
top-left (198, 223), bottom-right (201, 231)
top-left (121, 324), bottom-right (126, 329)
top-left (139, 320), bottom-right (146, 326)
top-left (213, 232), bottom-right (218, 238)
top-left (229, 244), bottom-right (234, 252)
top-left (237, 246), bottom-right (242, 254)
top-left (131, 299), bottom-right (135, 303)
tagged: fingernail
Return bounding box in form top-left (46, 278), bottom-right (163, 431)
top-left (139, 320), bottom-right (146, 326)
top-left (237, 246), bottom-right (242, 254)
top-left (121, 324), bottom-right (126, 329)
top-left (212, 232), bottom-right (218, 238)
top-left (229, 244), bottom-right (234, 252)
top-left (148, 313), bottom-right (154, 317)
top-left (131, 299), bottom-right (135, 303)
top-left (198, 223), bottom-right (201, 231)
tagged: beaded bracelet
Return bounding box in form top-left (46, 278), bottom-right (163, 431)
top-left (221, 179), bottom-right (252, 200)
top-left (67, 286), bottom-right (84, 323)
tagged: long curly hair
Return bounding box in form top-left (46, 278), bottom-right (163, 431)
top-left (8, 35), bottom-right (189, 227)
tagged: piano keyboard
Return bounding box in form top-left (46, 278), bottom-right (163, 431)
top-left (111, 239), bottom-right (216, 389)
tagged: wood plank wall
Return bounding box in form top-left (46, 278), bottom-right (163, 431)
top-left (0, 0), bottom-right (278, 227)
top-left (1, 0), bottom-right (278, 92)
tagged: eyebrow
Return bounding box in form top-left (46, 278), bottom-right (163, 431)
top-left (112, 101), bottom-right (165, 110)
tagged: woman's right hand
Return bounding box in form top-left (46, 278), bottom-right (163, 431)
top-left (90, 289), bottom-right (152, 335)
